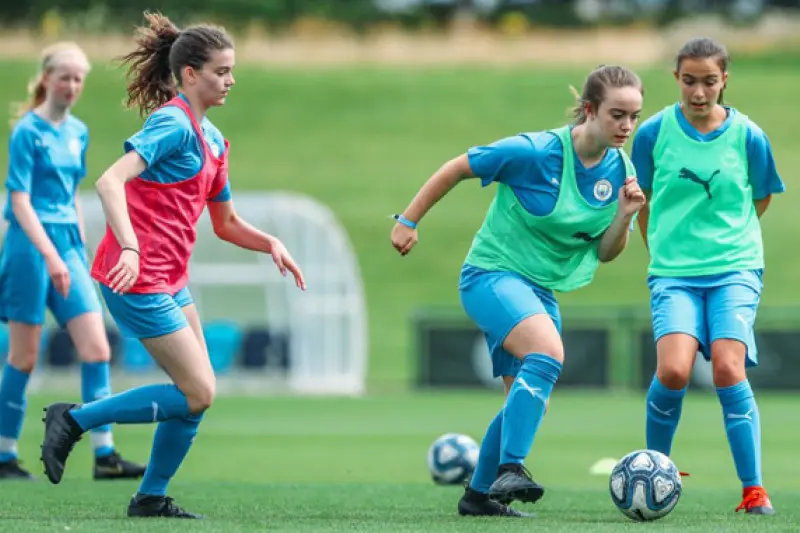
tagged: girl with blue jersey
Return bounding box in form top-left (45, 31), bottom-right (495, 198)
top-left (0, 43), bottom-right (145, 481)
top-left (40, 13), bottom-right (305, 519)
top-left (392, 65), bottom-right (647, 516)
top-left (632, 37), bottom-right (784, 516)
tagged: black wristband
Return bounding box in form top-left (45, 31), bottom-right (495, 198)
top-left (122, 247), bottom-right (140, 256)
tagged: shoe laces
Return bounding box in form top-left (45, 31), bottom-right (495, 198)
top-left (736, 486), bottom-right (770, 512)
top-left (162, 497), bottom-right (189, 515)
top-left (100, 451), bottom-right (122, 464)
top-left (513, 464), bottom-right (534, 482)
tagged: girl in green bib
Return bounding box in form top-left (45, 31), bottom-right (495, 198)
top-left (391, 65), bottom-right (646, 516)
top-left (632, 37), bottom-right (785, 516)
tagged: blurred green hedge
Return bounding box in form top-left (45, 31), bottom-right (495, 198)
top-left (6, 0), bottom-right (408, 33)
top-left (1, 0), bottom-right (773, 35)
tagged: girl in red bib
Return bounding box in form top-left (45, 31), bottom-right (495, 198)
top-left (40, 12), bottom-right (305, 519)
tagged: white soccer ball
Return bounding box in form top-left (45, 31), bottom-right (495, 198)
top-left (609, 449), bottom-right (682, 521)
top-left (427, 433), bottom-right (480, 485)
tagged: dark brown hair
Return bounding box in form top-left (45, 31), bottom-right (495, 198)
top-left (570, 65), bottom-right (643, 125)
top-left (120, 12), bottom-right (234, 118)
top-left (675, 37), bottom-right (730, 104)
top-left (11, 42), bottom-right (90, 127)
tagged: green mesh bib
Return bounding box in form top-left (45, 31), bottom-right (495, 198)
top-left (647, 105), bottom-right (763, 276)
top-left (464, 126), bottom-right (633, 292)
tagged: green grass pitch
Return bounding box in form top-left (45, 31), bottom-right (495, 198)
top-left (3, 391), bottom-right (799, 531)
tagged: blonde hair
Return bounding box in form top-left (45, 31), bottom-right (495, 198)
top-left (10, 42), bottom-right (91, 127)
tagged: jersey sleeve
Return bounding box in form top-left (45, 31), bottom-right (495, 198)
top-left (208, 181), bottom-right (232, 203)
top-left (5, 125), bottom-right (36, 194)
top-left (745, 121), bottom-right (785, 200)
top-left (124, 109), bottom-right (191, 172)
top-left (631, 115), bottom-right (662, 191)
top-left (467, 134), bottom-right (538, 187)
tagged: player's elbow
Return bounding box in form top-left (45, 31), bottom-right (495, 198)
top-left (212, 214), bottom-right (236, 240)
top-left (95, 172), bottom-right (117, 197)
top-left (597, 243), bottom-right (624, 264)
top-left (597, 250), bottom-right (615, 264)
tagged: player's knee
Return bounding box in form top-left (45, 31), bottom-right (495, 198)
top-left (504, 314), bottom-right (564, 362)
top-left (710, 347), bottom-right (745, 387)
top-left (539, 343), bottom-right (565, 364)
top-left (185, 378), bottom-right (216, 413)
top-left (7, 349), bottom-right (38, 374)
top-left (656, 363), bottom-right (691, 390)
top-left (76, 338), bottom-right (111, 363)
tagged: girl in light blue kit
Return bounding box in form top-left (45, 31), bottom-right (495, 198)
top-left (0, 42), bottom-right (145, 480)
top-left (633, 37), bottom-right (785, 515)
top-left (392, 65), bottom-right (647, 517)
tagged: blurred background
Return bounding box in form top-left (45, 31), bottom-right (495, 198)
top-left (1, 0), bottom-right (797, 396)
top-left (0, 1), bottom-right (798, 521)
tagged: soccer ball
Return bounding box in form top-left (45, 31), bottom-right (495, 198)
top-left (609, 449), bottom-right (682, 521)
top-left (427, 433), bottom-right (480, 485)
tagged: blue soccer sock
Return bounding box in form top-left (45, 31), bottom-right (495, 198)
top-left (717, 380), bottom-right (762, 488)
top-left (81, 362), bottom-right (115, 458)
top-left (469, 409), bottom-right (503, 493)
top-left (0, 364), bottom-right (30, 462)
top-left (500, 353), bottom-right (562, 465)
top-left (138, 413), bottom-right (204, 497)
top-left (645, 375), bottom-right (687, 456)
top-left (69, 384), bottom-right (191, 431)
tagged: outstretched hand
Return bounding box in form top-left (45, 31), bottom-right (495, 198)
top-left (268, 237), bottom-right (306, 290)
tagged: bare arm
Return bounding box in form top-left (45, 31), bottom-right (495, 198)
top-left (11, 192), bottom-right (60, 260)
top-left (597, 178), bottom-right (647, 263)
top-left (755, 195), bottom-right (772, 218)
top-left (208, 199), bottom-right (306, 289)
top-left (597, 212), bottom-right (635, 263)
top-left (95, 151), bottom-right (146, 250)
top-left (398, 154), bottom-right (475, 224)
top-left (207, 200), bottom-right (273, 252)
top-left (636, 191), bottom-right (652, 253)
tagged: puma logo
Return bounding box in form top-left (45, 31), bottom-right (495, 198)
top-left (573, 231), bottom-right (601, 242)
top-left (678, 168), bottom-right (720, 200)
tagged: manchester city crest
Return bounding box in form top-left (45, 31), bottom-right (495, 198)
top-left (593, 178), bottom-right (613, 201)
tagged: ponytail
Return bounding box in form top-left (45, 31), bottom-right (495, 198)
top-left (568, 84), bottom-right (586, 125)
top-left (9, 75), bottom-right (46, 128)
top-left (120, 11), bottom-right (181, 118)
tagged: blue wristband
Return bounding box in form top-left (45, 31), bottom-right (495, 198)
top-left (392, 214), bottom-right (418, 230)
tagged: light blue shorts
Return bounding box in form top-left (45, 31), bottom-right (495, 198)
top-left (100, 285), bottom-right (194, 339)
top-left (0, 222), bottom-right (102, 326)
top-left (649, 270), bottom-right (763, 367)
top-left (459, 264), bottom-right (562, 378)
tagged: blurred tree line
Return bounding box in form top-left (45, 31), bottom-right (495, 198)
top-left (3, 0), bottom-right (799, 34)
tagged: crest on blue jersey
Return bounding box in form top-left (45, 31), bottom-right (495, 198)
top-left (593, 179), bottom-right (613, 202)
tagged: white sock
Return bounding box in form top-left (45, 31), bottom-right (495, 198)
top-left (0, 436), bottom-right (17, 458)
top-left (90, 431), bottom-right (114, 452)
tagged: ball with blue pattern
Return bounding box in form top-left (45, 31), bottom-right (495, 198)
top-left (426, 433), bottom-right (480, 485)
top-left (609, 449), bottom-right (682, 521)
